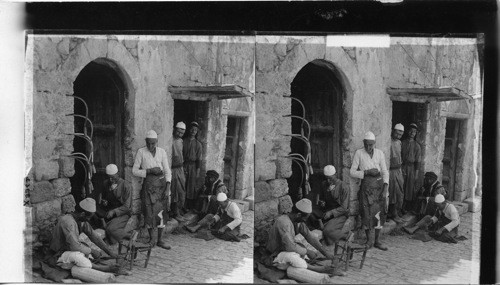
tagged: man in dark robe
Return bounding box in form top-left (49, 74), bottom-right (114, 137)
top-left (414, 171), bottom-right (447, 219)
top-left (310, 165), bottom-right (350, 246)
top-left (195, 170), bottom-right (228, 215)
top-left (183, 121), bottom-right (203, 211)
top-left (401, 123), bottom-right (422, 213)
top-left (96, 164), bottom-right (134, 245)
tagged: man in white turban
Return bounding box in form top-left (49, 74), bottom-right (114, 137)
top-left (264, 199), bottom-right (340, 274)
top-left (170, 122), bottom-right (187, 222)
top-left (309, 165), bottom-right (350, 246)
top-left (132, 130), bottom-right (172, 249)
top-left (388, 124), bottom-right (405, 223)
top-left (350, 131), bottom-right (390, 250)
top-left (95, 164), bottom-right (134, 244)
top-left (186, 192), bottom-right (243, 241)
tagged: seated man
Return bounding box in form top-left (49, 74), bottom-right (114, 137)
top-left (313, 165), bottom-right (350, 246)
top-left (265, 199), bottom-right (339, 274)
top-left (414, 172), bottom-right (447, 219)
top-left (48, 198), bottom-right (123, 273)
top-left (195, 170), bottom-right (228, 215)
top-left (405, 194), bottom-right (460, 243)
top-left (186, 193), bottom-right (243, 241)
top-left (96, 164), bottom-right (134, 245)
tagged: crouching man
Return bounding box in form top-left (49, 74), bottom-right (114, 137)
top-left (405, 194), bottom-right (460, 243)
top-left (48, 198), bottom-right (123, 273)
top-left (266, 199), bottom-right (341, 274)
top-left (186, 193), bottom-right (243, 241)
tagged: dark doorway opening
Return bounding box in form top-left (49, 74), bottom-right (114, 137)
top-left (391, 101), bottom-right (427, 186)
top-left (224, 116), bottom-right (243, 199)
top-left (289, 60), bottom-right (344, 203)
top-left (71, 60), bottom-right (126, 205)
top-left (173, 99), bottom-right (208, 188)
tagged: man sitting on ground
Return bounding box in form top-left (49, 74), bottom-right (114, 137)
top-left (186, 193), bottom-right (243, 241)
top-left (414, 171), bottom-right (447, 219)
top-left (96, 164), bottom-right (134, 245)
top-left (266, 199), bottom-right (340, 274)
top-left (310, 165), bottom-right (350, 246)
top-left (405, 194), bottom-right (460, 243)
top-left (48, 198), bottom-right (124, 273)
top-left (194, 170), bottom-right (228, 215)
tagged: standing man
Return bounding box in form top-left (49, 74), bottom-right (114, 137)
top-left (401, 123), bottom-right (422, 213)
top-left (315, 165), bottom-right (350, 246)
top-left (350, 131), bottom-right (390, 250)
top-left (388, 124), bottom-right (405, 223)
top-left (171, 122), bottom-right (187, 221)
top-left (132, 130), bottom-right (171, 250)
top-left (96, 164), bottom-right (134, 244)
top-left (183, 121), bottom-right (203, 212)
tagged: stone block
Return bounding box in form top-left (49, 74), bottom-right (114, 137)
top-left (244, 195), bottom-right (254, 210)
top-left (178, 212), bottom-right (199, 226)
top-left (31, 181), bottom-right (55, 204)
top-left (255, 198), bottom-right (279, 222)
top-left (255, 181), bottom-right (272, 203)
top-left (34, 159), bottom-right (59, 181)
top-left (451, 201), bottom-right (469, 216)
top-left (380, 219), bottom-right (397, 235)
top-left (52, 178), bottom-right (71, 197)
top-left (454, 190), bottom-right (469, 202)
top-left (278, 195), bottom-right (293, 214)
top-left (61, 194), bottom-right (76, 214)
top-left (58, 157), bottom-right (75, 178)
top-left (464, 197), bottom-right (482, 213)
top-left (33, 199), bottom-right (61, 223)
top-left (400, 213), bottom-right (418, 228)
top-left (268, 179), bottom-right (289, 198)
top-left (349, 200), bottom-right (359, 216)
top-left (255, 159), bottom-right (276, 181)
top-left (233, 200), bottom-right (250, 213)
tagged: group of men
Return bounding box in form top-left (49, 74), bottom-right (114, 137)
top-left (261, 124), bottom-right (462, 277)
top-left (45, 121), bottom-right (244, 276)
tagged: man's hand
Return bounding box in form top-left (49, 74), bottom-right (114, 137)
top-left (306, 249), bottom-right (317, 260)
top-left (322, 250), bottom-right (335, 260)
top-left (218, 226), bottom-right (228, 234)
top-left (436, 227), bottom-right (444, 235)
top-left (106, 210), bottom-right (115, 219)
top-left (323, 211), bottom-right (333, 220)
top-left (91, 249), bottom-right (102, 260)
top-left (365, 168), bottom-right (379, 176)
top-left (148, 167), bottom-right (163, 175)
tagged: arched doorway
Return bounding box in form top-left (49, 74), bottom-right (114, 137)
top-left (288, 59), bottom-right (345, 202)
top-left (71, 59), bottom-right (127, 204)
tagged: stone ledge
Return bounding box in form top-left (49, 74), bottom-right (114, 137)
top-left (451, 201), bottom-right (469, 215)
top-left (464, 197), bottom-right (481, 213)
top-left (244, 195), bottom-right (254, 210)
top-left (233, 200), bottom-right (250, 213)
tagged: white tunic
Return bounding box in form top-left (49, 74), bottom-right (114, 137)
top-left (132, 146), bottom-right (172, 182)
top-left (350, 148), bottom-right (389, 184)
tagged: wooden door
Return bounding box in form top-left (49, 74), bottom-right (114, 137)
top-left (73, 61), bottom-right (124, 201)
top-left (224, 116), bottom-right (242, 199)
top-left (442, 119), bottom-right (461, 200)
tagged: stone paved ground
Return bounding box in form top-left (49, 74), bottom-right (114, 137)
top-left (255, 211), bottom-right (481, 284)
top-left (116, 210), bottom-right (254, 284)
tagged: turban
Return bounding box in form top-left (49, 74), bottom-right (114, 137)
top-left (176, 122), bottom-right (186, 130)
top-left (295, 198), bottom-right (312, 214)
top-left (206, 170), bottom-right (219, 179)
top-left (424, 172), bottom-right (438, 180)
top-left (105, 164), bottom-right (118, 175)
top-left (217, 192), bottom-right (228, 202)
top-left (364, 131), bottom-right (375, 141)
top-left (394, 123), bottom-right (404, 131)
top-left (146, 130), bottom-right (158, 139)
top-left (323, 165), bottom-right (336, 176)
top-left (435, 194), bottom-right (445, 203)
top-left (79, 198), bottom-right (96, 213)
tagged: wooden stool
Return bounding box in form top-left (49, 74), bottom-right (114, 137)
top-left (334, 231), bottom-right (368, 271)
top-left (118, 230), bottom-right (152, 270)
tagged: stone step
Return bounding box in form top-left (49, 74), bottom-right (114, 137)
top-left (451, 201), bottom-right (469, 215)
top-left (464, 197), bottom-right (482, 213)
top-left (233, 199), bottom-right (250, 213)
top-left (244, 195), bottom-right (254, 211)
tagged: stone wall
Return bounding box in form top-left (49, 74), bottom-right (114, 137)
top-left (254, 35), bottom-right (482, 241)
top-left (27, 35), bottom-right (255, 245)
